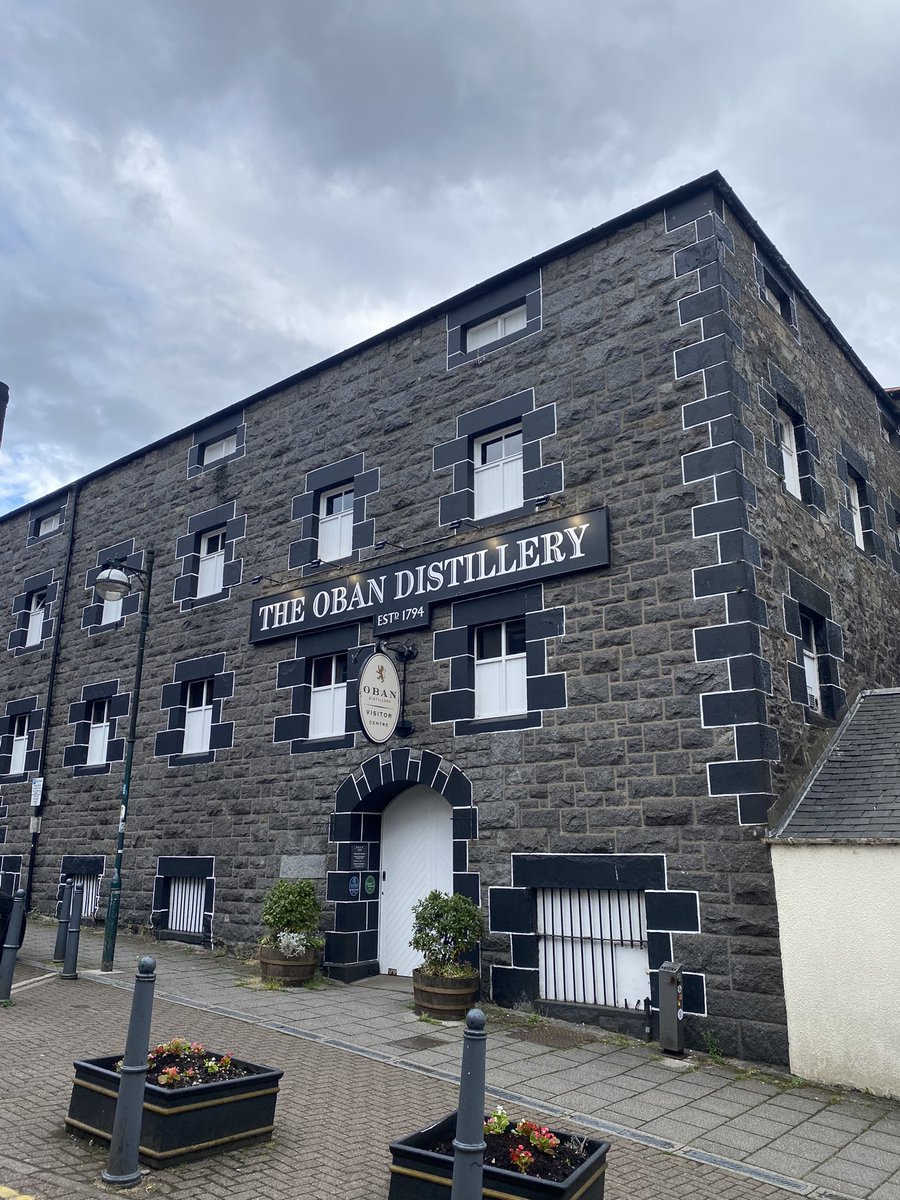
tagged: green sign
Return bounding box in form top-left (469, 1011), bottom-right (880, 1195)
top-left (364, 874), bottom-right (376, 897)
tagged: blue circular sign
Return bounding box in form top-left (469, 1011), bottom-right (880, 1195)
top-left (348, 874), bottom-right (360, 899)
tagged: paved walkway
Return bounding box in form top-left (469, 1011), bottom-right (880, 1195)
top-left (1, 920), bottom-right (898, 1200)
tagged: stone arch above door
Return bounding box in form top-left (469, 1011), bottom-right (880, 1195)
top-left (325, 749), bottom-right (478, 983)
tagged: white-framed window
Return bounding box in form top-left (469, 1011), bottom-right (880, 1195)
top-left (847, 469), bottom-right (865, 549)
top-left (318, 486), bottom-right (354, 562)
top-left (800, 612), bottom-right (822, 712)
top-left (309, 654), bottom-right (348, 739)
top-left (474, 428), bottom-right (523, 519)
top-left (475, 619), bottom-right (527, 718)
top-left (466, 304), bottom-right (528, 354)
top-left (37, 513), bottom-right (60, 537)
top-left (86, 699), bottom-right (110, 766)
top-left (25, 591), bottom-right (47, 647)
top-left (10, 714), bottom-right (28, 775)
top-left (776, 405), bottom-right (802, 498)
top-left (197, 529), bottom-right (226, 596)
top-left (761, 264), bottom-right (794, 324)
top-left (202, 434), bottom-right (237, 466)
top-left (184, 679), bottom-right (214, 754)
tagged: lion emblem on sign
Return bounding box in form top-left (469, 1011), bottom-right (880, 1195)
top-left (376, 664), bottom-right (385, 683)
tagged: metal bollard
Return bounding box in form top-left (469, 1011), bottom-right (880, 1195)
top-left (102, 956), bottom-right (157, 1187)
top-left (451, 1008), bottom-right (487, 1200)
top-left (61, 884), bottom-right (84, 980)
top-left (0, 889), bottom-right (27, 1001)
top-left (53, 877), bottom-right (74, 962)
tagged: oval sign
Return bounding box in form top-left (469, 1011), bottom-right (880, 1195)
top-left (357, 652), bottom-right (402, 744)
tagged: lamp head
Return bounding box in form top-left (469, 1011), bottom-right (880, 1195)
top-left (95, 566), bottom-right (131, 601)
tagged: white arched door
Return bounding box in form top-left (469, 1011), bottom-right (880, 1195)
top-left (378, 785), bottom-right (453, 977)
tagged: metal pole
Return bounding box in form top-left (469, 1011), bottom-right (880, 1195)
top-left (0, 889), bottom-right (26, 1000)
top-left (102, 549), bottom-right (154, 973)
top-left (53, 877), bottom-right (74, 961)
top-left (102, 956), bottom-right (156, 1187)
top-left (61, 884), bottom-right (83, 980)
top-left (451, 1008), bottom-right (487, 1200)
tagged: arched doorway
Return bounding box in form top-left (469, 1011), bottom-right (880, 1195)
top-left (378, 785), bottom-right (453, 976)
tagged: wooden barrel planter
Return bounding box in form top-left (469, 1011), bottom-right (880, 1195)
top-left (412, 969), bottom-right (480, 1020)
top-left (258, 946), bottom-right (318, 985)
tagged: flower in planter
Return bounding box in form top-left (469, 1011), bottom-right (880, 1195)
top-left (116, 1038), bottom-right (246, 1089)
top-left (510, 1144), bottom-right (535, 1174)
top-left (483, 1104), bottom-right (510, 1136)
top-left (483, 1105), bottom-right (565, 1173)
top-left (275, 930), bottom-right (325, 958)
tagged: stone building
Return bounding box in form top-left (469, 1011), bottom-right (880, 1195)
top-left (1, 170), bottom-right (898, 1068)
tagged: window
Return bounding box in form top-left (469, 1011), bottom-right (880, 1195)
top-left (847, 468), bottom-right (865, 549)
top-left (25, 591), bottom-right (46, 647)
top-left (475, 619), bottom-right (526, 718)
top-left (309, 654), bottom-right (348, 739)
top-left (318, 486), bottom-right (354, 562)
top-left (762, 266), bottom-right (792, 321)
top-left (197, 529), bottom-right (226, 596)
top-left (37, 513), bottom-right (60, 537)
top-left (776, 405), bottom-right (802, 498)
top-left (86, 699), bottom-right (110, 766)
top-left (183, 680), bottom-right (214, 754)
top-left (202, 434), bottom-right (237, 465)
top-left (474, 428), bottom-right (523, 519)
top-left (9, 714), bottom-right (28, 775)
top-left (879, 401), bottom-right (900, 452)
top-left (466, 304), bottom-right (527, 354)
top-left (800, 613), bottom-right (822, 713)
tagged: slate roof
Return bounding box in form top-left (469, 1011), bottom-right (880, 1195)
top-left (770, 689), bottom-right (900, 842)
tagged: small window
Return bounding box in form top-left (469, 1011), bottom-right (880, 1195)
top-left (10, 714), bottom-right (28, 775)
top-left (309, 654), bottom-right (348, 739)
top-left (184, 679), bottom-right (214, 754)
top-left (466, 304), bottom-right (527, 354)
top-left (25, 591), bottom-right (46, 647)
top-left (318, 486), bottom-right (354, 562)
top-left (86, 699), bottom-right (110, 766)
top-left (776, 405), bottom-right (801, 498)
top-left (762, 265), bottom-right (793, 323)
top-left (197, 529), bottom-right (226, 596)
top-left (879, 402), bottom-right (900, 452)
top-left (202, 434), bottom-right (238, 466)
top-left (800, 613), bottom-right (822, 713)
top-left (37, 513), bottom-right (60, 537)
top-left (475, 619), bottom-right (527, 718)
top-left (474, 428), bottom-right (523, 519)
top-left (847, 468), bottom-right (865, 549)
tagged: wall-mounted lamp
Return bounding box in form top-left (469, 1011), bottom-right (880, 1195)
top-left (251, 573), bottom-right (291, 587)
top-left (374, 539), bottom-right (406, 552)
top-left (532, 495), bottom-right (563, 511)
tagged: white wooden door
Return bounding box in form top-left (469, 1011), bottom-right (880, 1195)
top-left (378, 785), bottom-right (453, 977)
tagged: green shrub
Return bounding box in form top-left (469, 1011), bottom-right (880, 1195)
top-left (410, 890), bottom-right (484, 976)
top-left (260, 879), bottom-right (322, 946)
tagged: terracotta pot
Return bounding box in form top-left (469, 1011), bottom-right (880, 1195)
top-left (258, 945), bottom-right (319, 985)
top-left (412, 968), bottom-right (480, 1020)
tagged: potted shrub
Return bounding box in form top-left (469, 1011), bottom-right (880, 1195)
top-left (410, 889), bottom-right (485, 1020)
top-left (388, 1104), bottom-right (610, 1200)
top-left (258, 878), bottom-right (325, 985)
top-left (66, 1037), bottom-right (284, 1168)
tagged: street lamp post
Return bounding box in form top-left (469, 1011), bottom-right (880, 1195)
top-left (95, 550), bottom-right (155, 973)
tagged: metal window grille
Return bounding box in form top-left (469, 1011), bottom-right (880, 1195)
top-left (536, 888), bottom-right (649, 1010)
top-left (72, 873), bottom-right (101, 920)
top-left (168, 875), bottom-right (206, 935)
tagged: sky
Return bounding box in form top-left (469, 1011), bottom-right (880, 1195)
top-left (1, 0), bottom-right (898, 515)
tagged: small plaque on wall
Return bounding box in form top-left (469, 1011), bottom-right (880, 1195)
top-left (350, 843), bottom-right (368, 870)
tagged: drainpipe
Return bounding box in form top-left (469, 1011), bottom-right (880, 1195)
top-left (24, 480), bottom-right (81, 908)
top-left (0, 382), bottom-right (8, 450)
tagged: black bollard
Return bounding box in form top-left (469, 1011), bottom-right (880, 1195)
top-left (0, 889), bottom-right (27, 1001)
top-left (451, 1008), bottom-right (487, 1200)
top-left (53, 877), bottom-right (74, 962)
top-left (61, 884), bottom-right (83, 980)
top-left (102, 956), bottom-right (156, 1187)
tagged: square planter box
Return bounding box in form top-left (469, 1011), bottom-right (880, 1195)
top-left (65, 1054), bottom-right (284, 1168)
top-left (388, 1111), bottom-right (610, 1200)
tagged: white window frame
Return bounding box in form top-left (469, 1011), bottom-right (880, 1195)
top-left (309, 654), bottom-right (347, 739)
top-left (777, 405), bottom-right (802, 498)
top-left (86, 699), bottom-right (111, 766)
top-left (183, 679), bottom-right (214, 754)
top-left (37, 513), bottom-right (60, 537)
top-left (318, 486), bottom-right (354, 563)
top-left (197, 529), bottom-right (226, 597)
top-left (25, 591), bottom-right (46, 647)
top-left (473, 427), bottom-right (523, 520)
top-left (202, 433), bottom-right (237, 466)
top-left (800, 613), bottom-right (822, 713)
top-left (474, 619), bottom-right (527, 719)
top-left (847, 471), bottom-right (865, 549)
top-left (9, 714), bottom-right (28, 775)
top-left (465, 303), bottom-right (528, 354)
